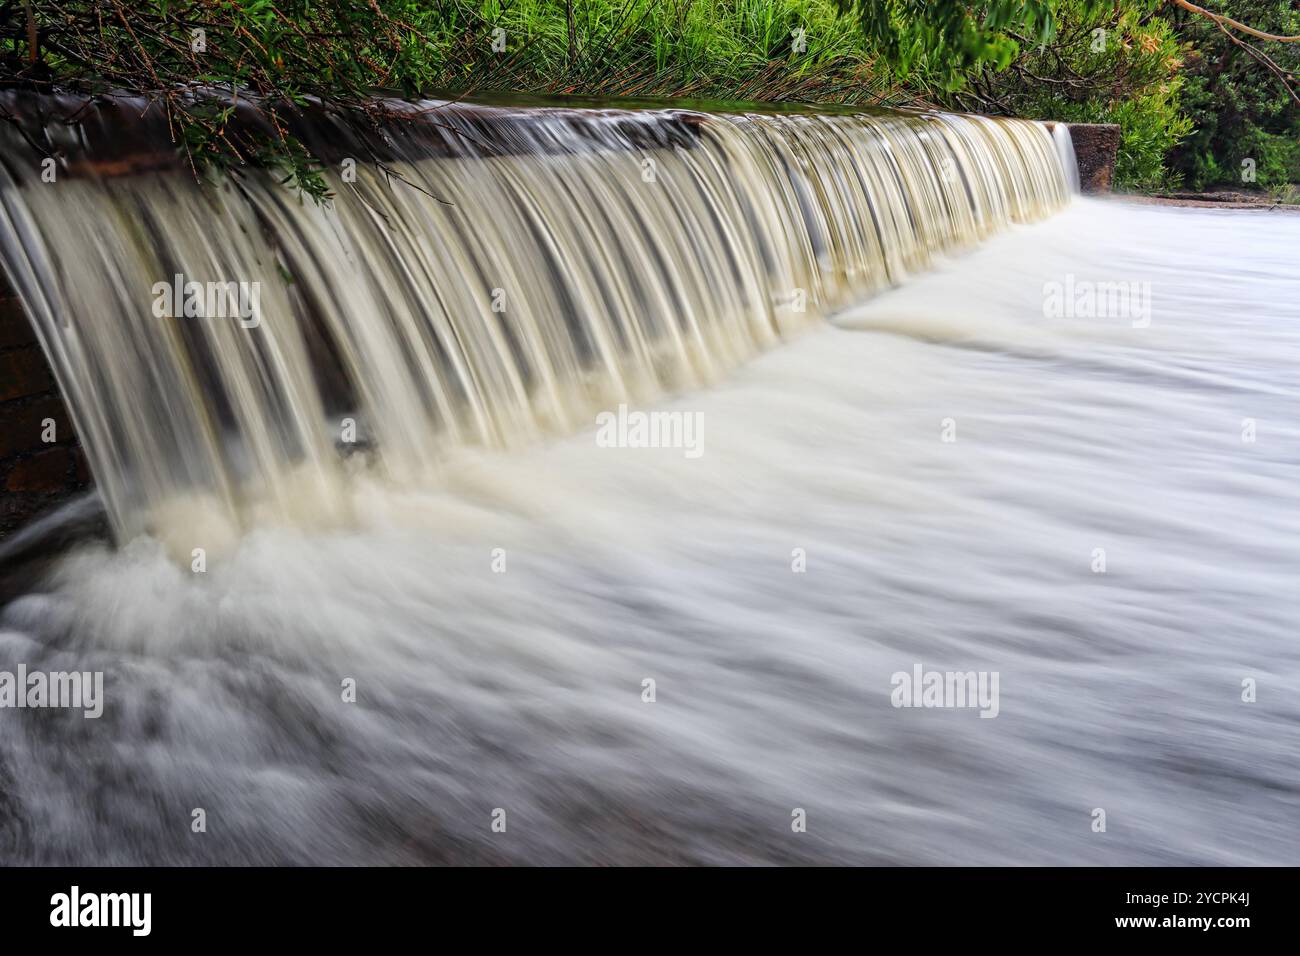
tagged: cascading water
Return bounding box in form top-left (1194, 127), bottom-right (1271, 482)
top-left (1052, 123), bottom-right (1082, 195)
top-left (0, 95), bottom-right (1297, 869)
top-left (0, 98), bottom-right (1074, 549)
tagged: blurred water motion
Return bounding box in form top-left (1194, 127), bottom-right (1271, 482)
top-left (1, 199), bottom-right (1296, 864)
top-left (0, 101), bottom-right (1070, 547)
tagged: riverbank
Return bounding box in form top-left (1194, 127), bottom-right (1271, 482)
top-left (1118, 190), bottom-right (1300, 211)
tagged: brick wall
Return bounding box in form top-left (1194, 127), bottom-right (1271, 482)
top-left (0, 290), bottom-right (90, 538)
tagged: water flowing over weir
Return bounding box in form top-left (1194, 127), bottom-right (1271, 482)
top-left (0, 97), bottom-right (1075, 545)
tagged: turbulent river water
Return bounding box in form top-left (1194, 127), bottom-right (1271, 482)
top-left (1, 197), bottom-right (1296, 865)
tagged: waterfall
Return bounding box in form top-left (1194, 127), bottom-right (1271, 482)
top-left (1052, 123), bottom-right (1082, 195)
top-left (0, 97), bottom-right (1075, 546)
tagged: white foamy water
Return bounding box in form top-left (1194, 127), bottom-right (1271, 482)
top-left (2, 199), bottom-right (1298, 864)
top-left (0, 101), bottom-right (1070, 548)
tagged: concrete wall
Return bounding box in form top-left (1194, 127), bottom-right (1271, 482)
top-left (1065, 123), bottom-right (1121, 194)
top-left (0, 289), bottom-right (89, 537)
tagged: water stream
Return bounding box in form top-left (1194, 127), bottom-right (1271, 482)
top-left (0, 100), bottom-right (1070, 549)
top-left (0, 100), bottom-right (1295, 865)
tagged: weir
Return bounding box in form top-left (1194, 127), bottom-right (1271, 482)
top-left (0, 95), bottom-right (1076, 545)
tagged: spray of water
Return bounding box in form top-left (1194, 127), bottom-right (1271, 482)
top-left (3, 198), bottom-right (1297, 864)
top-left (0, 101), bottom-right (1073, 551)
top-left (12, 102), bottom-right (1292, 866)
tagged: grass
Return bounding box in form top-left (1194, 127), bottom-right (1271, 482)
top-left (412, 0), bottom-right (904, 105)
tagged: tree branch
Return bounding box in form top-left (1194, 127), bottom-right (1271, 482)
top-left (1170, 0), bottom-right (1300, 44)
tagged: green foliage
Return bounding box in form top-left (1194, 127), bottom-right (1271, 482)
top-left (415, 0), bottom-right (886, 102)
top-left (1069, 88), bottom-right (1194, 192)
top-left (921, 3), bottom-right (1192, 190)
top-left (0, 0), bottom-right (893, 197)
top-left (0, 1), bottom-right (457, 198)
top-left (835, 0), bottom-right (1053, 88)
top-left (1165, 0), bottom-right (1300, 191)
top-left (0, 1), bottom-right (1293, 197)
top-left (825, 0), bottom-right (1295, 192)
